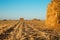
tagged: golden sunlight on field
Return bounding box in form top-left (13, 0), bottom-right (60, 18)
top-left (0, 18), bottom-right (60, 40)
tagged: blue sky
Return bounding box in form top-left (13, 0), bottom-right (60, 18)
top-left (0, 0), bottom-right (51, 20)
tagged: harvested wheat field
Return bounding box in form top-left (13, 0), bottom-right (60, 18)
top-left (0, 18), bottom-right (60, 40)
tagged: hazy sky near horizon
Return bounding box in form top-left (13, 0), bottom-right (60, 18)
top-left (0, 0), bottom-right (51, 20)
